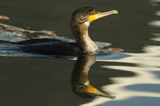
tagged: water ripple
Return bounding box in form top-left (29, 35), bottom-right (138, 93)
top-left (149, 21), bottom-right (160, 27)
top-left (82, 17), bottom-right (160, 105)
top-left (81, 44), bottom-right (160, 106)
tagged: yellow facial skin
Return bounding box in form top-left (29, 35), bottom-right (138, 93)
top-left (88, 14), bottom-right (99, 22)
top-left (88, 10), bottom-right (118, 22)
top-left (86, 84), bottom-right (116, 99)
top-left (86, 85), bottom-right (97, 94)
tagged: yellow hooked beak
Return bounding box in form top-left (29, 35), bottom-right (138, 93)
top-left (88, 10), bottom-right (118, 22)
top-left (86, 85), bottom-right (116, 99)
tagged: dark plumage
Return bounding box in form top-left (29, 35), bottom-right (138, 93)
top-left (71, 54), bottom-right (116, 99)
top-left (0, 7), bottom-right (118, 56)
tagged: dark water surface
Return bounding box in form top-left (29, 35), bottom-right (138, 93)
top-left (0, 0), bottom-right (160, 106)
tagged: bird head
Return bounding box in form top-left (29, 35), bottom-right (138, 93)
top-left (71, 7), bottom-right (118, 26)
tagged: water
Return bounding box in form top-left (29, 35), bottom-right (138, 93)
top-left (0, 0), bottom-right (160, 106)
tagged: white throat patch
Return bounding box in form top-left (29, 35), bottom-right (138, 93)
top-left (84, 21), bottom-right (90, 27)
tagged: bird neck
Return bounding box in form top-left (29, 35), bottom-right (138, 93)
top-left (71, 22), bottom-right (98, 53)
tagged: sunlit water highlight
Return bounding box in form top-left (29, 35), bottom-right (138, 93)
top-left (82, 1), bottom-right (160, 105)
top-left (0, 0), bottom-right (159, 106)
top-left (82, 45), bottom-right (160, 106)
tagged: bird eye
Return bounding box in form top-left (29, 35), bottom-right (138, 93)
top-left (91, 11), bottom-right (96, 15)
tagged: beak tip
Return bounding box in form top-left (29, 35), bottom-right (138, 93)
top-left (110, 96), bottom-right (116, 99)
top-left (113, 10), bottom-right (118, 14)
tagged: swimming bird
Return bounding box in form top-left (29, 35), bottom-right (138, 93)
top-left (13, 7), bottom-right (119, 56)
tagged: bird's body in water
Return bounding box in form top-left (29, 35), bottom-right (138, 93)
top-left (0, 7), bottom-right (121, 56)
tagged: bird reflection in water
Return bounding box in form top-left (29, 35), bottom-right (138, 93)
top-left (71, 54), bottom-right (115, 99)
